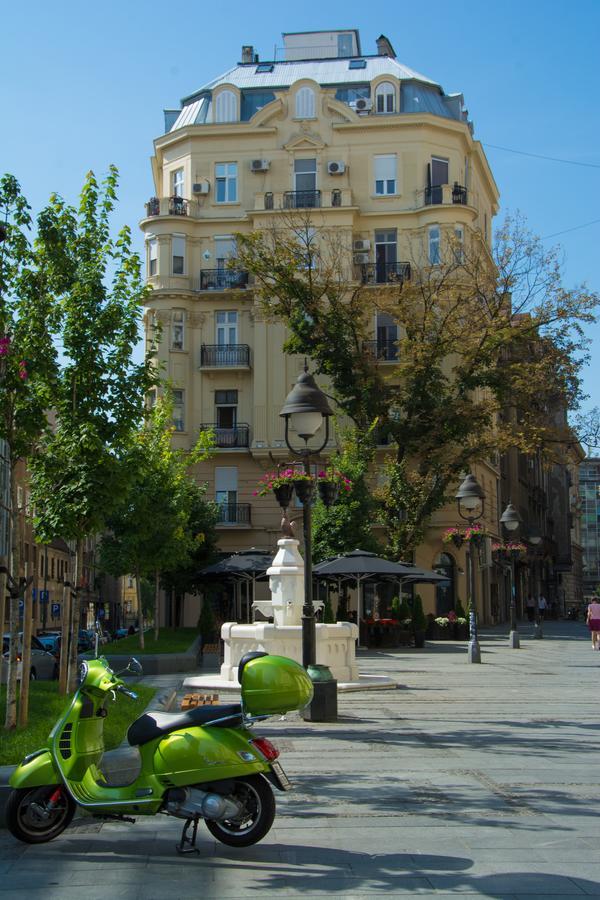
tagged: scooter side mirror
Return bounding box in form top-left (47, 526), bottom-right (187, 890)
top-left (127, 657), bottom-right (143, 676)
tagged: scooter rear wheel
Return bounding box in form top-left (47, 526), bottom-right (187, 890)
top-left (6, 786), bottom-right (76, 844)
top-left (205, 774), bottom-right (275, 847)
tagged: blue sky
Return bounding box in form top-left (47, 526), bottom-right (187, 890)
top-left (4, 0), bottom-right (600, 408)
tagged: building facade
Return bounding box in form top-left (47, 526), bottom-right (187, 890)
top-left (140, 29), bottom-right (519, 623)
top-left (580, 457), bottom-right (600, 598)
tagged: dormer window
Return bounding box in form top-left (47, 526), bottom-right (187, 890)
top-left (215, 90), bottom-right (238, 123)
top-left (295, 86), bottom-right (316, 119)
top-left (375, 81), bottom-right (396, 114)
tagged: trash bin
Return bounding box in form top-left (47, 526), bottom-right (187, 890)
top-left (301, 664), bottom-right (338, 722)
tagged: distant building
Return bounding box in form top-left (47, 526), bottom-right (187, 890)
top-left (579, 458), bottom-right (600, 597)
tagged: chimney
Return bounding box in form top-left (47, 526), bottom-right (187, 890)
top-left (241, 45), bottom-right (255, 64)
top-left (376, 34), bottom-right (396, 58)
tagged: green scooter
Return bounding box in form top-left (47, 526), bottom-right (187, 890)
top-left (6, 650), bottom-right (313, 854)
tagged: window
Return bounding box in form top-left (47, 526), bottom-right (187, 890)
top-left (215, 236), bottom-right (236, 268)
top-left (348, 59), bottom-right (367, 70)
top-left (215, 467), bottom-right (238, 522)
top-left (374, 154), bottom-right (396, 195)
top-left (172, 234), bottom-right (185, 275)
top-left (216, 310), bottom-right (237, 345)
top-left (337, 33), bottom-right (353, 57)
top-left (148, 238), bottom-right (158, 276)
top-left (215, 163), bottom-right (237, 203)
top-left (335, 85), bottom-right (370, 103)
top-left (216, 389), bottom-right (238, 430)
top-left (375, 81), bottom-right (396, 113)
top-left (295, 86), bottom-right (315, 119)
top-left (51, 557), bottom-right (55, 580)
top-left (241, 90), bottom-right (275, 120)
top-left (172, 310), bottom-right (185, 350)
top-left (376, 312), bottom-right (399, 360)
top-left (454, 226), bottom-right (465, 263)
top-left (374, 230), bottom-right (397, 283)
top-left (172, 168), bottom-right (184, 198)
top-left (429, 226), bottom-right (441, 265)
top-left (255, 63), bottom-right (274, 74)
top-left (214, 90), bottom-right (237, 123)
top-left (172, 389), bottom-right (185, 432)
top-left (294, 158), bottom-right (317, 193)
top-left (427, 157), bottom-right (449, 204)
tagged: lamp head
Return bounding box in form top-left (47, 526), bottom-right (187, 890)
top-left (455, 473), bottom-right (485, 511)
top-left (280, 365), bottom-right (333, 441)
top-left (500, 501), bottom-right (522, 533)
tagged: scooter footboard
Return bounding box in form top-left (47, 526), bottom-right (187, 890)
top-left (10, 750), bottom-right (60, 789)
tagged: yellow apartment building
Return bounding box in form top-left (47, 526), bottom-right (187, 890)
top-left (140, 28), bottom-right (504, 623)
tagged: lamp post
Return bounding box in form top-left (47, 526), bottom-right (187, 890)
top-left (280, 364), bottom-right (335, 721)
top-left (500, 500), bottom-right (523, 648)
top-left (455, 473), bottom-right (485, 664)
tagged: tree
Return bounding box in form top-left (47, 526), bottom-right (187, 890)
top-left (29, 166), bottom-right (155, 691)
top-left (99, 396), bottom-right (217, 646)
top-left (236, 213), bottom-right (598, 555)
top-left (312, 434), bottom-right (382, 563)
top-left (0, 175), bottom-right (59, 729)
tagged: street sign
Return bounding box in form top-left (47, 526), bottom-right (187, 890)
top-left (51, 603), bottom-right (60, 618)
top-left (97, 607), bottom-right (105, 619)
top-left (40, 590), bottom-right (49, 603)
top-left (32, 588), bottom-right (37, 600)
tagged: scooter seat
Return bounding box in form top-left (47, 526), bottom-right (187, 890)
top-left (127, 704), bottom-right (243, 747)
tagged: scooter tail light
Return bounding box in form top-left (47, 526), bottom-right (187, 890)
top-left (250, 737), bottom-right (279, 761)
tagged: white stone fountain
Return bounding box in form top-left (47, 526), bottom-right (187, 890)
top-left (183, 537), bottom-right (397, 693)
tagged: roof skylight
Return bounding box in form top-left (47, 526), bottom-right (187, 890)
top-left (256, 63), bottom-right (275, 73)
top-left (348, 59), bottom-right (367, 69)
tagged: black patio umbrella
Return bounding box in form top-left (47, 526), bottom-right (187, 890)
top-left (200, 549), bottom-right (273, 621)
top-left (313, 550), bottom-right (421, 638)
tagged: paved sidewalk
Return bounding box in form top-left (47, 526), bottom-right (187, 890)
top-left (1, 620), bottom-right (599, 898)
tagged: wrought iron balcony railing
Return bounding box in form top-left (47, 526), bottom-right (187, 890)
top-left (200, 344), bottom-right (251, 368)
top-left (199, 424), bottom-right (250, 448)
top-left (198, 269), bottom-right (249, 291)
top-left (216, 503), bottom-right (251, 525)
top-left (362, 340), bottom-right (399, 362)
top-left (424, 183), bottom-right (468, 206)
top-left (283, 190), bottom-right (321, 209)
top-left (145, 196), bottom-right (193, 217)
top-left (358, 262), bottom-right (411, 286)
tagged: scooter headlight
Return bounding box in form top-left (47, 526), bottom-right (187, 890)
top-left (78, 660), bottom-right (89, 685)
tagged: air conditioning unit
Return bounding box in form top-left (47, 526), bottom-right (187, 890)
top-left (353, 239), bottom-right (371, 252)
top-left (350, 98), bottom-right (373, 113)
top-left (354, 252), bottom-right (370, 264)
top-left (250, 159), bottom-right (270, 172)
top-left (327, 160), bottom-right (346, 175)
top-left (192, 181), bottom-right (210, 195)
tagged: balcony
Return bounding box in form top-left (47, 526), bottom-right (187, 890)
top-left (362, 340), bottom-right (399, 362)
top-left (420, 183), bottom-right (468, 207)
top-left (258, 190), bottom-right (352, 211)
top-left (144, 196), bottom-right (202, 220)
top-left (197, 269), bottom-right (250, 291)
top-left (200, 344), bottom-right (251, 369)
top-left (216, 503), bottom-right (251, 526)
top-left (199, 424), bottom-right (250, 448)
top-left (358, 262), bottom-right (411, 286)
top-left (283, 190), bottom-right (321, 210)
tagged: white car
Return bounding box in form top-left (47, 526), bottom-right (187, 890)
top-left (1, 633), bottom-right (59, 682)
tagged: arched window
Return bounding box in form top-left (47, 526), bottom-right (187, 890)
top-left (375, 81), bottom-right (396, 114)
top-left (215, 90), bottom-right (237, 123)
top-left (434, 552), bottom-right (455, 616)
top-left (295, 86), bottom-right (316, 119)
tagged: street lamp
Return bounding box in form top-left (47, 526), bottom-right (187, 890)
top-left (500, 500), bottom-right (523, 648)
top-left (455, 472), bottom-right (485, 664)
top-left (280, 364), bottom-right (334, 721)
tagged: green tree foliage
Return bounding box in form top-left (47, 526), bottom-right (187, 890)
top-left (312, 434), bottom-right (382, 563)
top-left (411, 595), bottom-right (426, 633)
top-left (0, 175), bottom-right (60, 729)
top-left (99, 396), bottom-right (217, 647)
top-left (237, 214), bottom-right (598, 556)
top-left (29, 166), bottom-right (155, 690)
top-left (197, 599), bottom-right (217, 644)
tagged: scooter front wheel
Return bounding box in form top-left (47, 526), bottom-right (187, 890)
top-left (205, 774), bottom-right (275, 847)
top-left (6, 786), bottom-right (76, 844)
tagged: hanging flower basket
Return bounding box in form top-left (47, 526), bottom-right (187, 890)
top-left (254, 467), bottom-right (352, 508)
top-left (317, 480), bottom-right (338, 507)
top-left (273, 482), bottom-right (294, 508)
top-left (442, 527), bottom-right (464, 548)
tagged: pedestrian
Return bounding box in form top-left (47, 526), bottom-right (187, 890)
top-left (538, 594), bottom-right (548, 620)
top-left (526, 594), bottom-right (536, 623)
top-left (586, 597), bottom-right (600, 651)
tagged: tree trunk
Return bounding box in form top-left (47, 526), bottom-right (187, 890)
top-left (67, 538), bottom-right (83, 694)
top-left (4, 466), bottom-right (19, 730)
top-left (18, 564), bottom-right (33, 727)
top-left (136, 569), bottom-right (145, 649)
top-left (0, 566), bottom-right (7, 664)
top-left (154, 569), bottom-right (160, 641)
top-left (58, 575), bottom-right (71, 696)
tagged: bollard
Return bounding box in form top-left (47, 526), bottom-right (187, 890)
top-left (534, 620), bottom-right (544, 640)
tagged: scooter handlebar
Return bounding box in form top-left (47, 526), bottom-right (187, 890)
top-left (117, 686), bottom-right (138, 701)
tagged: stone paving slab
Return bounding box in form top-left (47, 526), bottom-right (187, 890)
top-left (0, 621), bottom-right (599, 897)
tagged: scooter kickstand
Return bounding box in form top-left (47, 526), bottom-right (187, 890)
top-left (176, 816), bottom-right (200, 855)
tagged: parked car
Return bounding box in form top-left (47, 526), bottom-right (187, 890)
top-left (37, 634), bottom-right (61, 657)
top-left (112, 628), bottom-right (129, 640)
top-left (1, 633), bottom-right (59, 682)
